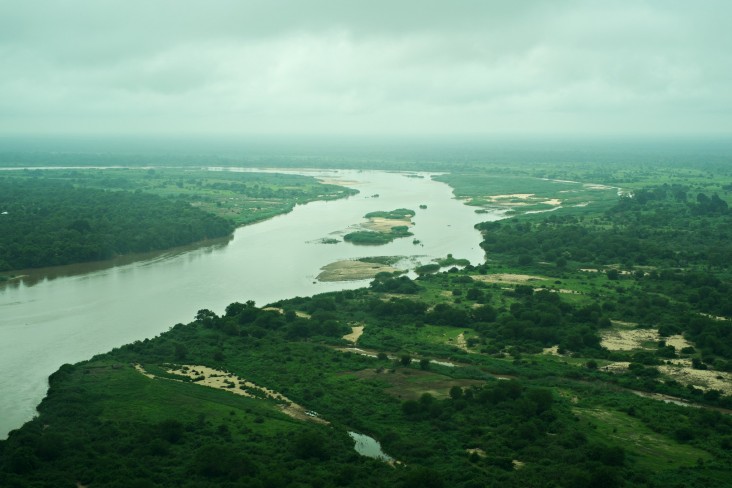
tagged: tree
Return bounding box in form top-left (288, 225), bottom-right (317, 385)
top-left (400, 354), bottom-right (412, 366)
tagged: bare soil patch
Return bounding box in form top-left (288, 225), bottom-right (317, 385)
top-left (600, 329), bottom-right (660, 351)
top-left (343, 325), bottom-right (365, 344)
top-left (601, 328), bottom-right (692, 352)
top-left (317, 260), bottom-right (397, 282)
top-left (659, 361), bottom-right (732, 394)
top-left (473, 273), bottom-right (546, 285)
top-left (361, 216), bottom-right (414, 233)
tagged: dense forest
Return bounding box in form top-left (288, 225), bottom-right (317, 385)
top-left (0, 178), bottom-right (233, 271)
top-left (2, 170), bottom-right (732, 486)
top-left (0, 169), bottom-right (356, 272)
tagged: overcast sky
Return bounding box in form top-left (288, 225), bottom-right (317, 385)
top-left (1, 1), bottom-right (730, 137)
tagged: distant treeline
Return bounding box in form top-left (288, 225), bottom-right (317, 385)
top-left (0, 178), bottom-right (233, 271)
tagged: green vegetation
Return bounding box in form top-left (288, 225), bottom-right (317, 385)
top-left (364, 208), bottom-right (416, 220)
top-left (0, 178), bottom-right (233, 271)
top-left (3, 163), bottom-right (732, 486)
top-left (0, 169), bottom-right (356, 271)
top-left (343, 209), bottom-right (415, 245)
top-left (435, 254), bottom-right (470, 267)
top-left (343, 229), bottom-right (412, 245)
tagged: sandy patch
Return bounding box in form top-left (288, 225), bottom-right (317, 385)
top-left (134, 363), bottom-right (155, 379)
top-left (664, 334), bottom-right (693, 350)
top-left (489, 193), bottom-right (535, 200)
top-left (316, 178), bottom-right (360, 186)
top-left (169, 365), bottom-right (329, 424)
top-left (480, 194), bottom-right (563, 208)
top-left (361, 216), bottom-right (413, 233)
top-left (659, 361), bottom-right (732, 394)
top-left (601, 329), bottom-right (659, 351)
top-left (262, 307), bottom-right (311, 319)
top-left (455, 333), bottom-right (469, 352)
top-left (473, 273), bottom-right (546, 284)
top-left (700, 313), bottom-right (729, 321)
top-left (601, 328), bottom-right (691, 352)
top-left (343, 325), bottom-right (365, 344)
top-left (466, 448), bottom-right (486, 458)
top-left (543, 346), bottom-right (562, 356)
top-left (318, 260), bottom-right (397, 282)
top-left (135, 364), bottom-right (327, 424)
top-left (541, 199), bottom-right (562, 206)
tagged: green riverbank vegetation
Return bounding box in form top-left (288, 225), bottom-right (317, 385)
top-left (2, 164), bottom-right (732, 487)
top-left (0, 169), bottom-right (356, 271)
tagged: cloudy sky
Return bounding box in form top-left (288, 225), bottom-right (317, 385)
top-left (1, 1), bottom-right (730, 137)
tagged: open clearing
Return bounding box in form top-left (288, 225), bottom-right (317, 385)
top-left (574, 407), bottom-right (711, 470)
top-left (473, 273), bottom-right (547, 285)
top-left (348, 368), bottom-right (484, 401)
top-left (343, 325), bottom-right (365, 344)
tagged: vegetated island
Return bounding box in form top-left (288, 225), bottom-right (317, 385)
top-left (0, 169), bottom-right (357, 273)
top-left (415, 254), bottom-right (471, 275)
top-left (343, 208), bottom-right (415, 245)
top-left (3, 164), bottom-right (732, 487)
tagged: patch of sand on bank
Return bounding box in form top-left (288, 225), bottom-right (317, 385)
top-left (473, 273), bottom-right (546, 284)
top-left (318, 260), bottom-right (398, 282)
top-left (343, 325), bottom-right (365, 344)
top-left (478, 194), bottom-right (564, 208)
top-left (543, 345), bottom-right (562, 356)
top-left (584, 184), bottom-right (614, 190)
top-left (489, 193), bottom-right (535, 200)
top-left (316, 178), bottom-right (359, 187)
top-left (361, 216), bottom-right (413, 233)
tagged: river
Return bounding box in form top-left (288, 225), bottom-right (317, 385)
top-left (0, 168), bottom-right (501, 438)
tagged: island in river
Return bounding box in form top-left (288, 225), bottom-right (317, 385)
top-left (343, 208), bottom-right (415, 245)
top-left (2, 164), bottom-right (732, 487)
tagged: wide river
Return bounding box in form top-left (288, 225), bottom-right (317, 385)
top-left (0, 168), bottom-right (502, 438)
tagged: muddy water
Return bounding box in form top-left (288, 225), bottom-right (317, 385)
top-left (0, 168), bottom-right (502, 437)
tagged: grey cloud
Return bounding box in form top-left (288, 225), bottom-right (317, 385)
top-left (0, 1), bottom-right (730, 136)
